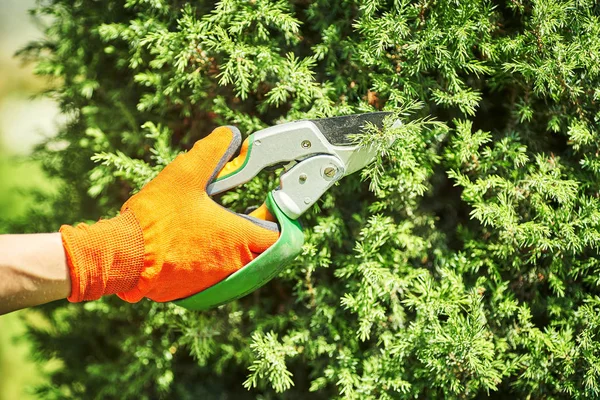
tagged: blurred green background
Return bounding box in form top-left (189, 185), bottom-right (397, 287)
top-left (0, 1), bottom-right (60, 398)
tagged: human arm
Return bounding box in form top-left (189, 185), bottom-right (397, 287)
top-left (0, 233), bottom-right (70, 315)
top-left (0, 127), bottom-right (278, 315)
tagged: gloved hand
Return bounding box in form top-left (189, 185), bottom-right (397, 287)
top-left (60, 126), bottom-right (279, 303)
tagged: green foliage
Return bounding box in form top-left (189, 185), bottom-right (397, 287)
top-left (20, 0), bottom-right (600, 398)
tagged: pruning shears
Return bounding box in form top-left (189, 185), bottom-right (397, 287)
top-left (175, 112), bottom-right (399, 311)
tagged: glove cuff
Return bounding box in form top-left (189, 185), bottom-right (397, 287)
top-left (60, 210), bottom-right (145, 302)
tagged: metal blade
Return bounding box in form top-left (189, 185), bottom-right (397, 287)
top-left (310, 112), bottom-right (392, 145)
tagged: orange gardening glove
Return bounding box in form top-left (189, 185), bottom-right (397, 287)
top-left (60, 126), bottom-right (280, 303)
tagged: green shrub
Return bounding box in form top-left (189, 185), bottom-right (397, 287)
top-left (21, 0), bottom-right (600, 398)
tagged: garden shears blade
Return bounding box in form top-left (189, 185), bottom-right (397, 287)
top-left (208, 111), bottom-right (400, 219)
top-left (175, 112), bottom-right (400, 311)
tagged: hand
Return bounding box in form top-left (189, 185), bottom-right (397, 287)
top-left (61, 126), bottom-right (279, 303)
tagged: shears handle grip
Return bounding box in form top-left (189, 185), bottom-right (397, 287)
top-left (174, 192), bottom-right (304, 311)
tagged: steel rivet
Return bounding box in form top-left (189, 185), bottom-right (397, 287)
top-left (254, 139), bottom-right (262, 146)
top-left (323, 166), bottom-right (337, 179)
top-left (301, 140), bottom-right (311, 149)
top-left (304, 197), bottom-right (311, 204)
top-left (299, 173), bottom-right (308, 184)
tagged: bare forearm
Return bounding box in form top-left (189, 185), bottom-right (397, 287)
top-left (0, 233), bottom-right (71, 315)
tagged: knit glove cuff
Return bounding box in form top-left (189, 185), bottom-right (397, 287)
top-left (60, 210), bottom-right (144, 302)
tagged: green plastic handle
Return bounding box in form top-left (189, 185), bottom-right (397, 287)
top-left (174, 192), bottom-right (304, 311)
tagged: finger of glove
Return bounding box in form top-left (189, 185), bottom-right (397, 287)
top-left (144, 125), bottom-right (241, 192)
top-left (182, 125), bottom-right (242, 189)
top-left (121, 126), bottom-right (241, 212)
top-left (238, 213), bottom-right (279, 233)
top-left (234, 212), bottom-right (281, 254)
top-left (197, 127), bottom-right (280, 238)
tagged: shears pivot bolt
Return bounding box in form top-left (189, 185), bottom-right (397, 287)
top-left (323, 166), bottom-right (337, 179)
